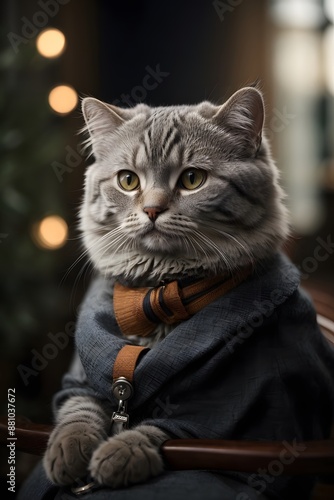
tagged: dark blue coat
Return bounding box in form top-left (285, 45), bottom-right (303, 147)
top-left (19, 253), bottom-right (334, 500)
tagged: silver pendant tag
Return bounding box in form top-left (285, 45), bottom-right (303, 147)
top-left (110, 377), bottom-right (133, 433)
top-left (112, 411), bottom-right (129, 425)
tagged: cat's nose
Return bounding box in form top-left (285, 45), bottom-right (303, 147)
top-left (143, 206), bottom-right (164, 222)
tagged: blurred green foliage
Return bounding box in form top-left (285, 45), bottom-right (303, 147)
top-left (0, 35), bottom-right (69, 355)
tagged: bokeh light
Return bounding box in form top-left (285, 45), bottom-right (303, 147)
top-left (34, 215), bottom-right (68, 249)
top-left (48, 85), bottom-right (78, 115)
top-left (36, 28), bottom-right (66, 58)
top-left (323, 26), bottom-right (334, 96)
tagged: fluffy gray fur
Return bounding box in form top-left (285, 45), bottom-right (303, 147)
top-left (80, 87), bottom-right (289, 287)
top-left (43, 87), bottom-right (290, 488)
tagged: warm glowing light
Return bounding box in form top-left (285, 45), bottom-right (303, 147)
top-left (274, 31), bottom-right (322, 94)
top-left (35, 216), bottom-right (68, 249)
top-left (324, 26), bottom-right (334, 96)
top-left (36, 28), bottom-right (66, 58)
top-left (271, 0), bottom-right (324, 28)
top-left (48, 85), bottom-right (78, 115)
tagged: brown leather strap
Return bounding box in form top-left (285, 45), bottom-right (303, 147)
top-left (112, 345), bottom-right (149, 383)
top-left (114, 266), bottom-right (253, 338)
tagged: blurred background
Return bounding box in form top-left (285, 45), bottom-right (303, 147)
top-left (0, 0), bottom-right (333, 492)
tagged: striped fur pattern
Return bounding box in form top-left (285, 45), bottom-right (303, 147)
top-left (43, 396), bottom-right (109, 484)
top-left (44, 87), bottom-right (290, 488)
top-left (80, 87), bottom-right (289, 287)
top-left (43, 395), bottom-right (168, 486)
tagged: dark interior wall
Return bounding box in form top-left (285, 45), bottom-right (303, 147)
top-left (95, 0), bottom-right (270, 106)
top-left (98, 0), bottom-right (224, 105)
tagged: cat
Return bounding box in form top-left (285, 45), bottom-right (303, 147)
top-left (43, 86), bottom-right (290, 488)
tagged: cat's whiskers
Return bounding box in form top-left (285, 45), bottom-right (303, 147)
top-left (186, 232), bottom-right (210, 262)
top-left (61, 243), bottom-right (94, 287)
top-left (204, 223), bottom-right (255, 267)
top-left (192, 228), bottom-right (233, 274)
top-left (95, 232), bottom-right (128, 262)
top-left (79, 92), bottom-right (289, 283)
top-left (84, 226), bottom-right (124, 258)
top-left (182, 233), bottom-right (198, 258)
top-left (102, 239), bottom-right (137, 278)
top-left (185, 234), bottom-right (197, 257)
top-left (61, 231), bottom-right (117, 309)
top-left (94, 231), bottom-right (135, 276)
top-left (68, 258), bottom-right (95, 309)
top-left (64, 226), bottom-right (126, 285)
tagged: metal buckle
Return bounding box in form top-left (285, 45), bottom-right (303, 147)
top-left (71, 480), bottom-right (96, 496)
top-left (112, 377), bottom-right (133, 401)
top-left (110, 377), bottom-right (133, 433)
top-left (70, 379), bottom-right (135, 494)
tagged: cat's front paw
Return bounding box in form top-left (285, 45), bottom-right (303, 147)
top-left (89, 429), bottom-right (164, 487)
top-left (43, 422), bottom-right (106, 485)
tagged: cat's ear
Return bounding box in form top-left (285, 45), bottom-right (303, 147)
top-left (81, 98), bottom-right (142, 159)
top-left (82, 97), bottom-right (127, 131)
top-left (201, 87), bottom-right (264, 156)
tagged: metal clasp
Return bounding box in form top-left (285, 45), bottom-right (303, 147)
top-left (71, 481), bottom-right (96, 496)
top-left (110, 377), bottom-right (133, 433)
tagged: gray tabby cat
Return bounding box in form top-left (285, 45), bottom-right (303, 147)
top-left (43, 87), bottom-right (289, 487)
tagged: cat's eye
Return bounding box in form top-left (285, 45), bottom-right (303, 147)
top-left (179, 169), bottom-right (206, 190)
top-left (117, 170), bottom-right (140, 191)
